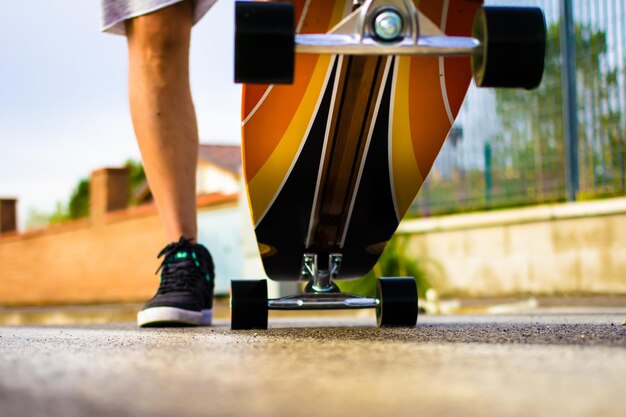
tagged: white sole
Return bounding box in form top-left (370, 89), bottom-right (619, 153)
top-left (137, 307), bottom-right (213, 327)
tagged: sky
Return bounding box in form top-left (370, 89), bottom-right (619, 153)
top-left (0, 0), bottom-right (241, 229)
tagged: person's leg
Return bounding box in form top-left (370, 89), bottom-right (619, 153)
top-left (126, 1), bottom-right (198, 242)
top-left (125, 1), bottom-right (215, 327)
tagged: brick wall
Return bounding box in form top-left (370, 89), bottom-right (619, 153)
top-left (0, 169), bottom-right (238, 306)
top-left (0, 177), bottom-right (238, 306)
top-left (0, 199), bottom-right (17, 233)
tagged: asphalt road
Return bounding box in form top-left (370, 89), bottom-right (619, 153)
top-left (1, 311), bottom-right (625, 417)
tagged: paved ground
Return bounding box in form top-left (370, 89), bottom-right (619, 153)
top-left (1, 311), bottom-right (625, 417)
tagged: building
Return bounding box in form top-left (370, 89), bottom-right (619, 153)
top-left (133, 144), bottom-right (242, 204)
top-left (197, 144), bottom-right (242, 195)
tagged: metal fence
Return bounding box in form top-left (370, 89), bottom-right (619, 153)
top-left (410, 0), bottom-right (626, 217)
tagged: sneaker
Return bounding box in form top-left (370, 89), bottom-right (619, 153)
top-left (137, 236), bottom-right (215, 327)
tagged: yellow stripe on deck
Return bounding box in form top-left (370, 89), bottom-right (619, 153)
top-left (390, 57), bottom-right (424, 220)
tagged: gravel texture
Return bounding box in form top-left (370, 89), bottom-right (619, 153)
top-left (1, 312), bottom-right (625, 417)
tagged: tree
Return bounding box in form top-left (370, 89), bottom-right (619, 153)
top-left (67, 178), bottom-right (90, 219)
top-left (414, 19), bottom-right (626, 218)
top-left (493, 20), bottom-right (624, 203)
top-left (337, 236), bottom-right (429, 299)
top-left (125, 159), bottom-right (146, 196)
top-left (25, 159), bottom-right (147, 228)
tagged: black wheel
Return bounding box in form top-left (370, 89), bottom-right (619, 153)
top-left (376, 277), bottom-right (418, 327)
top-left (472, 6), bottom-right (546, 89)
top-left (234, 1), bottom-right (295, 84)
top-left (231, 279), bottom-right (268, 330)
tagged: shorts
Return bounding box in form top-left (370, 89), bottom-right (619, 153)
top-left (100, 0), bottom-right (218, 35)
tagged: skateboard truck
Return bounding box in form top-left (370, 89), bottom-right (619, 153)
top-left (235, 0), bottom-right (546, 88)
top-left (266, 253), bottom-right (379, 310)
top-left (231, 252), bottom-right (420, 329)
top-left (301, 253), bottom-right (341, 293)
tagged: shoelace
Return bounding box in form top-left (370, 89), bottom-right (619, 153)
top-left (155, 237), bottom-right (203, 294)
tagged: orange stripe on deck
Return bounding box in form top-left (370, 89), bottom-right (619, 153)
top-left (443, 0), bottom-right (482, 116)
top-left (417, 0), bottom-right (444, 27)
top-left (407, 55), bottom-right (450, 180)
top-left (406, 0), bottom-right (479, 178)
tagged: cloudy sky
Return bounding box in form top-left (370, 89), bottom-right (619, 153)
top-left (0, 0), bottom-right (241, 228)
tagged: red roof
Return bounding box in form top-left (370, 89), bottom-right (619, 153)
top-left (198, 144), bottom-right (241, 174)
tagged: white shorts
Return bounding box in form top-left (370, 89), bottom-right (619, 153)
top-left (100, 0), bottom-right (217, 35)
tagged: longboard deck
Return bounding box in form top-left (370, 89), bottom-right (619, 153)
top-left (241, 0), bottom-right (482, 281)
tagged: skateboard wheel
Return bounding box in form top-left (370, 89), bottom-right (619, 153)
top-left (234, 1), bottom-right (295, 84)
top-left (231, 279), bottom-right (268, 330)
top-left (376, 277), bottom-right (418, 327)
top-left (472, 6), bottom-right (546, 89)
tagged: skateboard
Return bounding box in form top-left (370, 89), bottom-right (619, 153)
top-left (231, 0), bottom-right (546, 329)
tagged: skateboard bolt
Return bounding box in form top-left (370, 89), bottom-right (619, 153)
top-left (373, 10), bottom-right (403, 41)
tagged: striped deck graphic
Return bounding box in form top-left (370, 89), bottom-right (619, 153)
top-left (241, 0), bottom-right (482, 280)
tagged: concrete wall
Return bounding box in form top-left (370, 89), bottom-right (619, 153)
top-left (397, 198), bottom-right (626, 296)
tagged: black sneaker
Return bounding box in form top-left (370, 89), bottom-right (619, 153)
top-left (137, 236), bottom-right (215, 327)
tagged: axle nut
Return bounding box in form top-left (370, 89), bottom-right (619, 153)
top-left (373, 9), bottom-right (403, 42)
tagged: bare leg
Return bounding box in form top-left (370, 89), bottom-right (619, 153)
top-left (126, 1), bottom-right (198, 242)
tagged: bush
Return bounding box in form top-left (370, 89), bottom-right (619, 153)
top-left (336, 237), bottom-right (429, 299)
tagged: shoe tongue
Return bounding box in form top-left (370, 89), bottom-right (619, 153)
top-left (174, 251), bottom-right (189, 259)
top-left (170, 250), bottom-right (198, 265)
